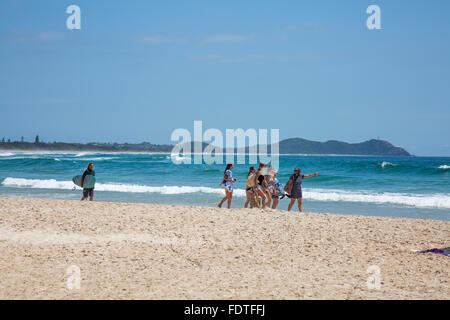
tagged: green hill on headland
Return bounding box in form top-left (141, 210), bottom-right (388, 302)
top-left (278, 138), bottom-right (410, 156)
top-left (0, 137), bottom-right (411, 156)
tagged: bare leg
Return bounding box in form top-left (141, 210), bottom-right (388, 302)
top-left (219, 189), bottom-right (232, 208)
top-left (227, 190), bottom-right (233, 209)
top-left (266, 191), bottom-right (272, 207)
top-left (288, 198), bottom-right (296, 211)
top-left (257, 189), bottom-right (266, 208)
top-left (272, 198), bottom-right (279, 209)
top-left (218, 196), bottom-right (227, 208)
top-left (244, 190), bottom-right (252, 208)
top-left (298, 198), bottom-right (303, 212)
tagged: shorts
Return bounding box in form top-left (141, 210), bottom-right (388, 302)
top-left (221, 183), bottom-right (233, 191)
top-left (246, 186), bottom-right (255, 192)
top-left (83, 188), bottom-right (94, 198)
top-left (272, 195), bottom-right (279, 199)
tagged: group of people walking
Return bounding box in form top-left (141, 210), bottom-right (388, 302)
top-left (79, 161), bottom-right (319, 211)
top-left (218, 163), bottom-right (320, 212)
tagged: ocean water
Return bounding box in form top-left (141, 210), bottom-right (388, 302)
top-left (0, 152), bottom-right (449, 221)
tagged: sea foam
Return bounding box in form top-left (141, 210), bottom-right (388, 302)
top-left (2, 177), bottom-right (450, 209)
top-left (0, 152), bottom-right (15, 157)
top-left (306, 188), bottom-right (450, 209)
top-left (381, 161), bottom-right (397, 168)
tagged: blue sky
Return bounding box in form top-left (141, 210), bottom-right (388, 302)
top-left (0, 0), bottom-right (449, 156)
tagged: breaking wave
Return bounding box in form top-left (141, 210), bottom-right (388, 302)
top-left (380, 161), bottom-right (397, 168)
top-left (1, 177), bottom-right (450, 209)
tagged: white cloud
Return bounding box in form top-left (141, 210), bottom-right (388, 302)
top-left (137, 35), bottom-right (188, 45)
top-left (190, 53), bottom-right (319, 64)
top-left (135, 34), bottom-right (251, 46)
top-left (0, 98), bottom-right (74, 106)
top-left (36, 32), bottom-right (65, 41)
top-left (279, 22), bottom-right (323, 40)
top-left (202, 34), bottom-right (251, 44)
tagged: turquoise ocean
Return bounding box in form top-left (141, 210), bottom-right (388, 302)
top-left (0, 152), bottom-right (449, 221)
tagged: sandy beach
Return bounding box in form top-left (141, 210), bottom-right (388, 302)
top-left (0, 197), bottom-right (448, 299)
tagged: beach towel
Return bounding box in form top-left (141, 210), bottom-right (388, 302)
top-left (414, 247), bottom-right (450, 256)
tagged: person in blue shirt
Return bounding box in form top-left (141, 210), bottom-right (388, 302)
top-left (218, 163), bottom-right (237, 209)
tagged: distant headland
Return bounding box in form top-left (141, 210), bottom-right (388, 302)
top-left (277, 138), bottom-right (411, 156)
top-left (0, 135), bottom-right (411, 156)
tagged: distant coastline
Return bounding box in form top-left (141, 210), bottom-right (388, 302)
top-left (0, 137), bottom-right (411, 156)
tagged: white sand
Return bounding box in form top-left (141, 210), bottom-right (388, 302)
top-left (0, 197), bottom-right (448, 299)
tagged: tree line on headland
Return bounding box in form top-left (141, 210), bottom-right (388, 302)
top-left (0, 135), bottom-right (411, 156)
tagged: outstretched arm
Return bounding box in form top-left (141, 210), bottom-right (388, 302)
top-left (303, 172), bottom-right (320, 179)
